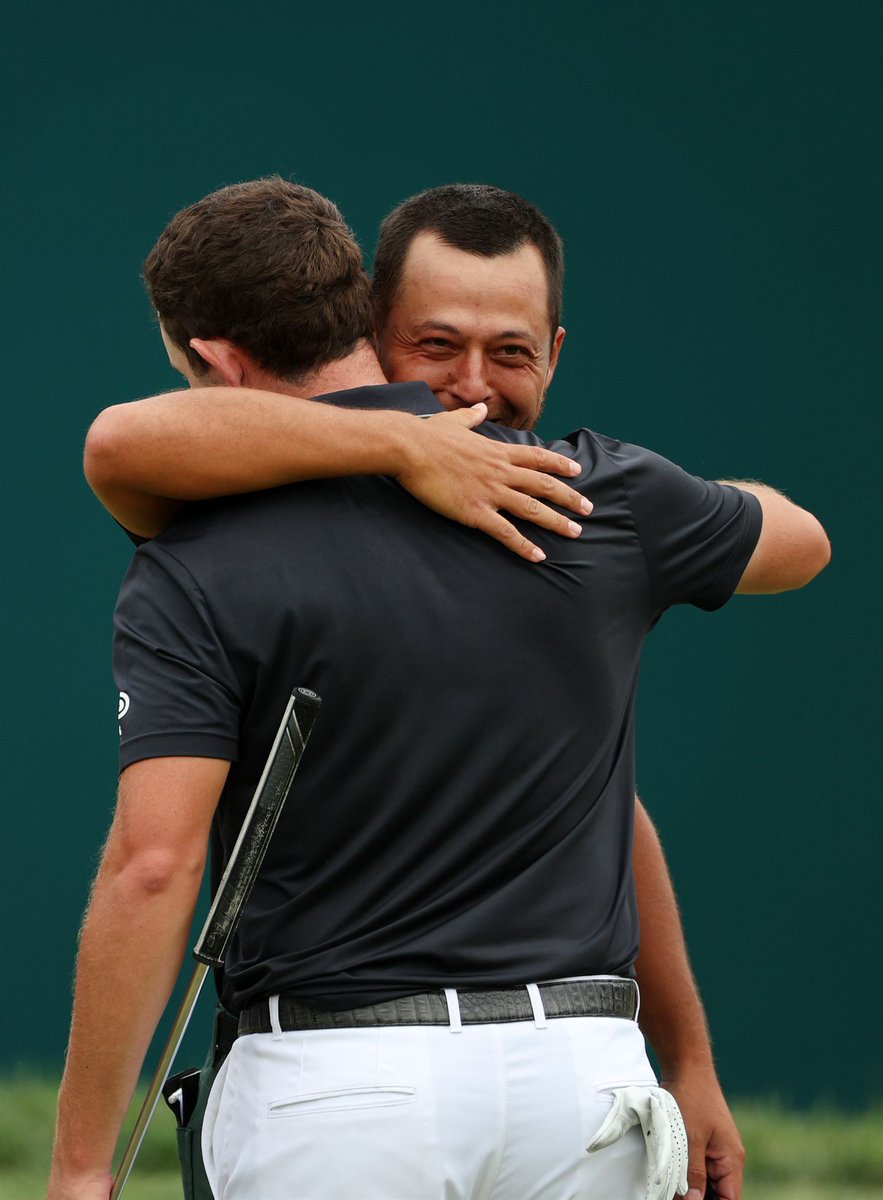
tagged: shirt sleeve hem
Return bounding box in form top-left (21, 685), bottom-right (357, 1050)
top-left (119, 731), bottom-right (238, 770)
top-left (697, 488), bottom-right (764, 611)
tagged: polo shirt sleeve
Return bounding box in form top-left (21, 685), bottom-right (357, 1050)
top-left (611, 439), bottom-right (763, 613)
top-left (113, 542), bottom-right (241, 770)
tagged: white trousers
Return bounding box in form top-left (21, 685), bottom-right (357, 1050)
top-left (203, 994), bottom-right (657, 1200)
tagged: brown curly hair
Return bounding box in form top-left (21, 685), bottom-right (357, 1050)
top-left (144, 177), bottom-right (374, 381)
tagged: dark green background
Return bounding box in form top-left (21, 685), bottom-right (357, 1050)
top-left (2, 3), bottom-right (878, 1107)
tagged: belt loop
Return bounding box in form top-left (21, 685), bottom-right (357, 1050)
top-left (632, 980), bottom-right (641, 1024)
top-left (526, 983), bottom-right (548, 1029)
top-left (443, 988), bottom-right (463, 1034)
top-left (269, 994), bottom-right (284, 1040)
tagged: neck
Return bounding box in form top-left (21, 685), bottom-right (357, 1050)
top-left (277, 340), bottom-right (388, 399)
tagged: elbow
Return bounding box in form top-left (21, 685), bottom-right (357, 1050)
top-left (114, 844), bottom-right (206, 900)
top-left (793, 516), bottom-right (832, 589)
top-left (83, 406), bottom-right (129, 493)
top-left (738, 509), bottom-right (832, 594)
top-left (808, 523), bottom-right (832, 583)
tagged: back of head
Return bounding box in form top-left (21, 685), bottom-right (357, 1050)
top-left (144, 176), bottom-right (374, 382)
top-left (373, 183), bottom-right (564, 342)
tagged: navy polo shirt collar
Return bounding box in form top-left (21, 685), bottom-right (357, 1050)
top-left (314, 380), bottom-right (443, 416)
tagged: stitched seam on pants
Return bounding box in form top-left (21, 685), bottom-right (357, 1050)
top-left (594, 1077), bottom-right (658, 1092)
top-left (216, 1041), bottom-right (240, 1195)
top-left (478, 1025), bottom-right (507, 1200)
top-left (268, 1085), bottom-right (417, 1118)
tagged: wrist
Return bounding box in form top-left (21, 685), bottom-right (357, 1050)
top-left (659, 1052), bottom-right (719, 1087)
top-left (51, 1117), bottom-right (116, 1182)
top-left (48, 1159), bottom-right (113, 1198)
top-left (323, 405), bottom-right (418, 479)
top-left (645, 1023), bottom-right (716, 1082)
top-left (382, 411), bottom-right (427, 481)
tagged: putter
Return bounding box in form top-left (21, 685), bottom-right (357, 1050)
top-left (111, 686), bottom-right (321, 1199)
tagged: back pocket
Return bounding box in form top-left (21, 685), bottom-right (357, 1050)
top-left (268, 1085), bottom-right (416, 1118)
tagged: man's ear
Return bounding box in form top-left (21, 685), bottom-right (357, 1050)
top-left (189, 338), bottom-right (249, 387)
top-left (545, 326), bottom-right (566, 389)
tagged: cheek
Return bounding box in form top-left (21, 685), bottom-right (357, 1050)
top-left (491, 365), bottom-right (544, 402)
top-left (386, 350), bottom-right (449, 390)
top-left (487, 365), bottom-right (546, 428)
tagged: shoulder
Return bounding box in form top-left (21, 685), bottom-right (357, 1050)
top-left (480, 421), bottom-right (632, 468)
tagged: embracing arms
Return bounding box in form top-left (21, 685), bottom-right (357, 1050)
top-left (84, 389), bottom-right (590, 561)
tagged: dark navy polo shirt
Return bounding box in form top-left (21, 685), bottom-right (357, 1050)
top-left (114, 381), bottom-right (761, 1012)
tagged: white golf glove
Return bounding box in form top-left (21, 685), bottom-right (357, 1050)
top-left (587, 1085), bottom-right (690, 1200)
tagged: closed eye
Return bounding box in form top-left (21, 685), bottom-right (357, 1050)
top-left (418, 338), bottom-right (459, 356)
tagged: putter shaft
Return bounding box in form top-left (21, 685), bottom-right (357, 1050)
top-left (112, 962), bottom-right (210, 1198)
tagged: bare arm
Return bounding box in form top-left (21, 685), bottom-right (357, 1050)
top-left (48, 757), bottom-right (229, 1200)
top-left (726, 481), bottom-right (830, 594)
top-left (633, 797), bottom-right (745, 1200)
top-left (84, 390), bottom-right (591, 561)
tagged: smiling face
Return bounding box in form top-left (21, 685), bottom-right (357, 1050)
top-left (378, 232), bottom-right (565, 430)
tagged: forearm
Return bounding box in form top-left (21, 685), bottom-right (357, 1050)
top-left (633, 799), bottom-right (746, 1197)
top-left (85, 389), bottom-right (417, 534)
top-left (633, 798), bottom-right (714, 1079)
top-left (51, 848), bottom-right (204, 1184)
top-left (83, 390), bottom-right (591, 562)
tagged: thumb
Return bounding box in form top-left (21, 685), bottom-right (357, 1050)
top-left (447, 402), bottom-right (488, 428)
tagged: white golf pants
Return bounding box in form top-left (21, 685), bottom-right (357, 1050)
top-left (203, 990), bottom-right (657, 1199)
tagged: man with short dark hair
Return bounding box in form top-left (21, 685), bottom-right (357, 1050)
top-left (53, 179), bottom-right (829, 1200)
top-left (373, 182), bottom-right (565, 373)
top-left (372, 185), bottom-right (565, 431)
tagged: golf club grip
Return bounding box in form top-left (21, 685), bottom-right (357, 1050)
top-left (194, 687), bottom-right (321, 967)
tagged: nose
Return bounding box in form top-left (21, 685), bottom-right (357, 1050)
top-left (450, 350), bottom-right (492, 405)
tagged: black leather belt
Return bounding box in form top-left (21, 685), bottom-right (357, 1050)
top-left (214, 1007), bottom-right (240, 1064)
top-left (238, 979), bottom-right (638, 1036)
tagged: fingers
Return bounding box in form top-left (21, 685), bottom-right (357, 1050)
top-left (508, 466), bottom-right (592, 518)
top-left (503, 491), bottom-right (586, 539)
top-left (704, 1169), bottom-right (738, 1199)
top-left (703, 1152), bottom-right (744, 1199)
top-left (474, 491), bottom-right (587, 560)
top-left (682, 1132), bottom-right (707, 1200)
top-left (434, 413), bottom-right (584, 484)
top-left (705, 1127), bottom-right (745, 1200)
top-left (405, 410), bottom-right (593, 560)
top-left (506, 448), bottom-right (591, 516)
top-left (512, 442), bottom-right (583, 481)
top-left (476, 512), bottom-right (549, 562)
top-left (470, 467), bottom-right (592, 556)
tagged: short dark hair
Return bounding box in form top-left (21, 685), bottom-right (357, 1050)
top-left (373, 184), bottom-right (564, 343)
top-left (144, 176), bottom-right (374, 381)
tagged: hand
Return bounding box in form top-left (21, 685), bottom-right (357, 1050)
top-left (397, 402), bottom-right (591, 562)
top-left (665, 1072), bottom-right (745, 1200)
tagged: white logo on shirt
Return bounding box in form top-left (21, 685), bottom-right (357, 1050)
top-left (118, 691), bottom-right (130, 736)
